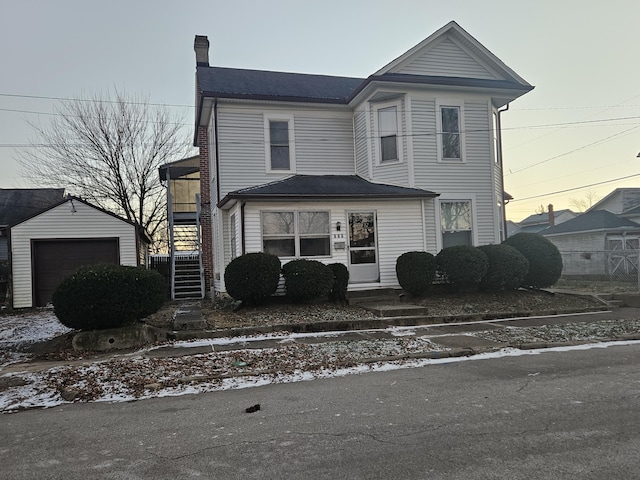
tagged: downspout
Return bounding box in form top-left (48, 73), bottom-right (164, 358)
top-left (240, 201), bottom-right (246, 255)
top-left (497, 103), bottom-right (509, 240)
top-left (214, 99), bottom-right (221, 204)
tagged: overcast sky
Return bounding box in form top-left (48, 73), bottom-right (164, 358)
top-left (1, 0), bottom-right (639, 221)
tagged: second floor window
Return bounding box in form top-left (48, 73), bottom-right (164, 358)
top-left (269, 120), bottom-right (290, 170)
top-left (441, 106), bottom-right (461, 160)
top-left (378, 106), bottom-right (398, 162)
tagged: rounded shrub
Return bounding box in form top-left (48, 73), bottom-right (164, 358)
top-left (396, 251), bottom-right (436, 296)
top-left (477, 244), bottom-right (529, 291)
top-left (504, 233), bottom-right (563, 288)
top-left (282, 259), bottom-right (334, 302)
top-left (52, 264), bottom-right (166, 331)
top-left (328, 263), bottom-right (349, 303)
top-left (224, 252), bottom-right (281, 305)
top-left (435, 245), bottom-right (489, 291)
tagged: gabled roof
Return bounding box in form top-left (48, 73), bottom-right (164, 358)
top-left (0, 188), bottom-right (65, 227)
top-left (197, 67), bottom-right (363, 104)
top-left (519, 209), bottom-right (575, 226)
top-left (11, 195), bottom-right (152, 243)
top-left (218, 175), bottom-right (438, 208)
top-left (195, 21), bottom-right (533, 131)
top-left (587, 187), bottom-right (640, 214)
top-left (542, 210), bottom-right (640, 236)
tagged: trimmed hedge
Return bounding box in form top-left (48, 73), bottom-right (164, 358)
top-left (504, 233), bottom-right (563, 288)
top-left (436, 245), bottom-right (489, 291)
top-left (477, 244), bottom-right (529, 291)
top-left (396, 251), bottom-right (436, 296)
top-left (224, 252), bottom-right (281, 304)
top-left (282, 259), bottom-right (334, 302)
top-left (328, 263), bottom-right (349, 303)
top-left (52, 264), bottom-right (166, 330)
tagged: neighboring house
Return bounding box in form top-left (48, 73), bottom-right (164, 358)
top-left (542, 209), bottom-right (640, 279)
top-left (587, 188), bottom-right (640, 224)
top-left (0, 188), bottom-right (65, 303)
top-left (158, 155), bottom-right (204, 299)
top-left (192, 21), bottom-right (533, 295)
top-left (516, 208), bottom-right (577, 234)
top-left (9, 196), bottom-right (151, 308)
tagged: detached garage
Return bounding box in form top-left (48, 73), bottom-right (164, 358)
top-left (10, 196), bottom-right (150, 308)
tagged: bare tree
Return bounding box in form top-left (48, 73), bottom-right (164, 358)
top-left (18, 90), bottom-right (193, 247)
top-left (568, 190), bottom-right (600, 212)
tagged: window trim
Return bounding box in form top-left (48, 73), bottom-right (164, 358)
top-left (229, 213), bottom-right (237, 260)
top-left (436, 197), bottom-right (477, 251)
top-left (260, 210), bottom-right (331, 259)
top-left (372, 100), bottom-right (403, 165)
top-left (264, 114), bottom-right (296, 174)
top-left (436, 100), bottom-right (465, 163)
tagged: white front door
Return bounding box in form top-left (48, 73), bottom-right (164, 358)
top-left (347, 211), bottom-right (379, 283)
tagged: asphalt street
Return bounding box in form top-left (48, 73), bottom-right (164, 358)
top-left (1, 343), bottom-right (639, 479)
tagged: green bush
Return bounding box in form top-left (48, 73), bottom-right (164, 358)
top-left (396, 251), bottom-right (436, 296)
top-left (436, 245), bottom-right (489, 291)
top-left (52, 264), bottom-right (166, 330)
top-left (328, 263), bottom-right (349, 303)
top-left (224, 252), bottom-right (281, 305)
top-left (477, 244), bottom-right (529, 291)
top-left (282, 259), bottom-right (334, 302)
top-left (504, 233), bottom-right (563, 288)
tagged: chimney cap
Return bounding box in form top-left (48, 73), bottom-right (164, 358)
top-left (194, 35), bottom-right (210, 67)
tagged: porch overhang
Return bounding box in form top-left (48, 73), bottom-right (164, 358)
top-left (217, 175), bottom-right (439, 209)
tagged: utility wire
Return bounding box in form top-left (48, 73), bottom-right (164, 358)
top-left (510, 173), bottom-right (640, 202)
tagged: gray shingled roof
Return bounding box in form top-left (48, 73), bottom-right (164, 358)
top-left (219, 175), bottom-right (438, 207)
top-left (519, 209), bottom-right (574, 226)
top-left (197, 67), bottom-right (363, 104)
top-left (0, 188), bottom-right (65, 227)
top-left (196, 67), bottom-right (532, 105)
top-left (542, 209), bottom-right (640, 236)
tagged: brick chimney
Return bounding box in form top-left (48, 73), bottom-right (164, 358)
top-left (548, 204), bottom-right (555, 227)
top-left (194, 35), bottom-right (210, 67)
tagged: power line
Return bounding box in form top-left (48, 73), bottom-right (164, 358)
top-left (510, 173), bottom-right (640, 202)
top-left (0, 92), bottom-right (194, 108)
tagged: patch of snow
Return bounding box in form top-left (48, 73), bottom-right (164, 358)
top-left (0, 310), bottom-right (71, 349)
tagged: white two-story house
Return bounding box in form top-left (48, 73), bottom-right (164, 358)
top-left (193, 21), bottom-right (533, 296)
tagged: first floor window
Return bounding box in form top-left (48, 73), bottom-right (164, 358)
top-left (262, 211), bottom-right (330, 257)
top-left (441, 200), bottom-right (472, 248)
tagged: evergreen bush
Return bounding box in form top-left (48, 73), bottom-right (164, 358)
top-left (435, 245), bottom-right (489, 291)
top-left (328, 263), bottom-right (350, 303)
top-left (224, 252), bottom-right (281, 305)
top-left (504, 233), bottom-right (563, 288)
top-left (477, 244), bottom-right (529, 291)
top-left (282, 259), bottom-right (334, 302)
top-left (52, 264), bottom-right (166, 330)
top-left (395, 251), bottom-right (436, 296)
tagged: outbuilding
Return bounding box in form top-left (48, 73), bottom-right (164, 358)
top-left (9, 196), bottom-right (150, 308)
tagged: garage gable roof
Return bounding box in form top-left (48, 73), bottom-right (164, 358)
top-left (542, 209), bottom-right (640, 236)
top-left (11, 195), bottom-right (152, 244)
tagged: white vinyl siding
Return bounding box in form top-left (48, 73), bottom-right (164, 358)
top-left (396, 38), bottom-right (499, 79)
top-left (354, 109), bottom-right (369, 177)
top-left (412, 96), bottom-right (497, 247)
top-left (215, 105), bottom-right (354, 198)
top-left (10, 201), bottom-right (137, 309)
top-left (219, 199), bottom-right (425, 292)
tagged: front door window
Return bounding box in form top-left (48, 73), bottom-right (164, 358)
top-left (348, 212), bottom-right (379, 283)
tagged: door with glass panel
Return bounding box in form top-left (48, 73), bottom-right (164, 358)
top-left (347, 211), bottom-right (379, 283)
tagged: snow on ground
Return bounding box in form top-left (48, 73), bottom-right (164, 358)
top-left (2, 339), bottom-right (640, 413)
top-left (0, 309), bottom-right (71, 347)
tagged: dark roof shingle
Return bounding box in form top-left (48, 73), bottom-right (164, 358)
top-left (542, 209), bottom-right (640, 236)
top-left (0, 188), bottom-right (65, 227)
top-left (219, 175), bottom-right (438, 207)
